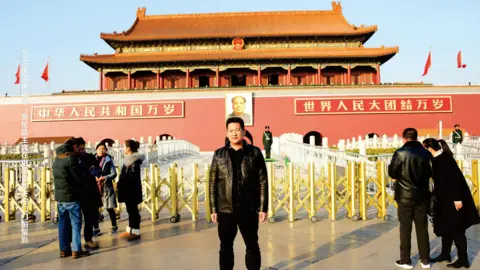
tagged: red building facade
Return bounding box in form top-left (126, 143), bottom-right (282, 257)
top-left (1, 87), bottom-right (479, 151)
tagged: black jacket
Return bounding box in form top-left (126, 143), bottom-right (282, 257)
top-left (53, 154), bottom-right (85, 202)
top-left (117, 152), bottom-right (145, 204)
top-left (209, 141), bottom-right (268, 214)
top-left (431, 152), bottom-right (480, 236)
top-left (75, 152), bottom-right (103, 208)
top-left (388, 141), bottom-right (432, 204)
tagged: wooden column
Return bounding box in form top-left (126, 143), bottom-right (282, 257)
top-left (257, 67), bottom-right (262, 86)
top-left (347, 64), bottom-right (351, 85)
top-left (160, 73), bottom-right (164, 89)
top-left (216, 68), bottom-right (220, 87)
top-left (99, 69), bottom-right (104, 91)
top-left (376, 64), bottom-right (381, 84)
top-left (317, 65), bottom-right (321, 84)
top-left (287, 65), bottom-right (291, 85)
top-left (127, 71), bottom-right (131, 89)
top-left (156, 71), bottom-right (160, 89)
top-left (186, 68), bottom-right (190, 88)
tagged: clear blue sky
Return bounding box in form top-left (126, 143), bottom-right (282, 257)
top-left (1, 0), bottom-right (479, 96)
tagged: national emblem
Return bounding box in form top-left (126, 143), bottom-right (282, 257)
top-left (232, 38), bottom-right (245, 50)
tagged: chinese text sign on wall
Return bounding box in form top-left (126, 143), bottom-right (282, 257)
top-left (31, 101), bottom-right (184, 122)
top-left (294, 96), bottom-right (452, 115)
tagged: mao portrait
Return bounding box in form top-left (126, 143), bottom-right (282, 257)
top-left (225, 93), bottom-right (253, 126)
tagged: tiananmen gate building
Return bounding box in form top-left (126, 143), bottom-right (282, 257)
top-left (0, 2), bottom-right (478, 150)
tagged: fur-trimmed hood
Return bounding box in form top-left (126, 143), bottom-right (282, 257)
top-left (124, 152), bottom-right (145, 167)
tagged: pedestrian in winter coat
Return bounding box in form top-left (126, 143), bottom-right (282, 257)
top-left (66, 137), bottom-right (102, 249)
top-left (388, 128), bottom-right (432, 269)
top-left (423, 138), bottom-right (480, 268)
top-left (53, 144), bottom-right (90, 259)
top-left (92, 143), bottom-right (118, 234)
top-left (117, 139), bottom-right (144, 241)
top-left (210, 117), bottom-right (268, 270)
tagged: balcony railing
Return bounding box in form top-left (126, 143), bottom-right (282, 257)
top-left (52, 82), bottom-right (443, 95)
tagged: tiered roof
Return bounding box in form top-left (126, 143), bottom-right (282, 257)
top-left (81, 2), bottom-right (398, 69)
top-left (81, 47), bottom-right (398, 65)
top-left (100, 2), bottom-right (377, 45)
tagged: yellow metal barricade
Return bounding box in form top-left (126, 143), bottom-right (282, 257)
top-left (267, 163), bottom-right (291, 223)
top-left (175, 163), bottom-right (200, 221)
top-left (1, 167), bottom-right (11, 222)
top-left (205, 164), bottom-right (211, 222)
top-left (471, 160), bottom-right (480, 212)
top-left (308, 162), bottom-right (331, 221)
top-left (334, 161), bottom-right (358, 221)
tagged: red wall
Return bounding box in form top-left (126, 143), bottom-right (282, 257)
top-left (0, 93), bottom-right (478, 151)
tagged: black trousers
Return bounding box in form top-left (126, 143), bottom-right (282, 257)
top-left (398, 202), bottom-right (430, 261)
top-left (80, 203), bottom-right (98, 242)
top-left (441, 230), bottom-right (468, 261)
top-left (107, 208), bottom-right (117, 227)
top-left (265, 150), bottom-right (271, 159)
top-left (218, 211), bottom-right (261, 270)
top-left (126, 202), bottom-right (140, 230)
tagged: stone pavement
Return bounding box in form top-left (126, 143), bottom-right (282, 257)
top-left (1, 211), bottom-right (479, 270)
top-left (1, 153), bottom-right (479, 269)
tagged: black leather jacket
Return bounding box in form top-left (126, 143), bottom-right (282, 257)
top-left (209, 141), bottom-right (268, 214)
top-left (388, 141), bottom-right (432, 204)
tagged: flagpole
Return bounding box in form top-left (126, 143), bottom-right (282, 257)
top-left (19, 57), bottom-right (22, 96)
top-left (48, 56), bottom-right (51, 95)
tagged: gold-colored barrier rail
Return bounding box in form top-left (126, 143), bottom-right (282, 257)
top-left (1, 160), bottom-right (480, 223)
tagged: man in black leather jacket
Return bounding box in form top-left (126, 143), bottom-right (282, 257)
top-left (209, 117), bottom-right (268, 270)
top-left (388, 128), bottom-right (432, 269)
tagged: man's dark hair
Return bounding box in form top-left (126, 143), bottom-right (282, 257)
top-left (226, 117), bottom-right (244, 130)
top-left (72, 137), bottom-right (86, 146)
top-left (265, 126), bottom-right (269, 129)
top-left (402, 128), bottom-right (418, 141)
top-left (454, 124), bottom-right (460, 128)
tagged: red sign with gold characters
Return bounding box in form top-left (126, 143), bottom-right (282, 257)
top-left (294, 96), bottom-right (452, 115)
top-left (31, 101), bottom-right (184, 122)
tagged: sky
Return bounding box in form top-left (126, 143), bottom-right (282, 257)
top-left (1, 0), bottom-right (479, 96)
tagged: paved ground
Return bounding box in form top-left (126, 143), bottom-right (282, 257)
top-left (1, 153), bottom-right (480, 269)
top-left (1, 211), bottom-right (479, 270)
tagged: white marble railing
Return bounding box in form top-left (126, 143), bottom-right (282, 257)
top-left (338, 132), bottom-right (479, 151)
top-left (103, 140), bottom-right (200, 167)
top-left (0, 136), bottom-right (200, 168)
top-left (274, 133), bottom-right (381, 177)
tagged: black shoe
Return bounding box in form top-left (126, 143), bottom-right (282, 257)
top-left (110, 226), bottom-right (118, 234)
top-left (395, 260), bottom-right (413, 269)
top-left (446, 259), bottom-right (470, 268)
top-left (431, 253), bottom-right (451, 263)
top-left (93, 229), bottom-right (102, 237)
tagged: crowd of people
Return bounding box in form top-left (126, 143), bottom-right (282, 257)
top-left (53, 137), bottom-right (144, 259)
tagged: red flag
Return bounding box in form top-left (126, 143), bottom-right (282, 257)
top-left (457, 50), bottom-right (467, 68)
top-left (422, 51), bottom-right (432, 76)
top-left (41, 63), bottom-right (49, 82)
top-left (14, 64), bottom-right (20, 84)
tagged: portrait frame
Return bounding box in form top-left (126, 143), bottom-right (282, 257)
top-left (225, 92), bottom-right (253, 126)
